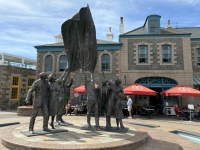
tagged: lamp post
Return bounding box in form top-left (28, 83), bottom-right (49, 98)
top-left (124, 75), bottom-right (126, 85)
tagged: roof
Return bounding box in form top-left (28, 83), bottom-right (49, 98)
top-left (175, 27), bottom-right (200, 38)
top-left (123, 26), bottom-right (189, 35)
top-left (193, 76), bottom-right (200, 86)
top-left (0, 53), bottom-right (36, 65)
top-left (35, 39), bottom-right (121, 47)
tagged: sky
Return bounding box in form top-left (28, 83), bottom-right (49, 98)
top-left (0, 0), bottom-right (200, 60)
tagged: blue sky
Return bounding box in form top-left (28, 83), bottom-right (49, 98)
top-left (0, 0), bottom-right (200, 60)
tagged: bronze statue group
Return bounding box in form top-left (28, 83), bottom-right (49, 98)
top-left (25, 5), bottom-right (127, 134)
top-left (25, 70), bottom-right (73, 134)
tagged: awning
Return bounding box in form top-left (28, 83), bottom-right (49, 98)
top-left (73, 84), bottom-right (98, 94)
top-left (193, 76), bottom-right (200, 86)
top-left (161, 84), bottom-right (200, 97)
top-left (124, 83), bottom-right (157, 96)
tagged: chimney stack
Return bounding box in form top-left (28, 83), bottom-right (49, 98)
top-left (106, 27), bottom-right (113, 41)
top-left (119, 17), bottom-right (124, 34)
top-left (54, 32), bottom-right (63, 43)
top-left (166, 20), bottom-right (172, 28)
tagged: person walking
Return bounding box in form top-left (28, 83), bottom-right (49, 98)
top-left (127, 96), bottom-right (132, 119)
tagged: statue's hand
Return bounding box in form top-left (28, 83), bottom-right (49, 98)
top-left (59, 97), bottom-right (63, 102)
top-left (25, 99), bottom-right (29, 104)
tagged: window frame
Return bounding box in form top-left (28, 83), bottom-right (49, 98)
top-left (27, 78), bottom-right (35, 91)
top-left (44, 55), bottom-right (53, 72)
top-left (197, 48), bottom-right (200, 66)
top-left (101, 54), bottom-right (110, 72)
top-left (11, 76), bottom-right (20, 100)
top-left (59, 55), bottom-right (68, 72)
top-left (162, 45), bottom-right (172, 64)
top-left (138, 45), bottom-right (148, 64)
top-left (150, 20), bottom-right (158, 34)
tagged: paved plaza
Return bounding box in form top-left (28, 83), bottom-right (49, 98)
top-left (0, 110), bottom-right (200, 150)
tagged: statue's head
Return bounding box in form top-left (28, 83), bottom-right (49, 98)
top-left (39, 72), bottom-right (48, 80)
top-left (115, 78), bottom-right (122, 85)
top-left (102, 79), bottom-right (107, 85)
top-left (48, 73), bottom-right (56, 82)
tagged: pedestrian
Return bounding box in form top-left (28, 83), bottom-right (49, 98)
top-left (127, 96), bottom-right (132, 119)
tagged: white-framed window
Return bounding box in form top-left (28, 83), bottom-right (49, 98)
top-left (162, 45), bottom-right (171, 63)
top-left (59, 55), bottom-right (68, 71)
top-left (101, 54), bottom-right (110, 72)
top-left (150, 20), bottom-right (158, 33)
top-left (138, 45), bottom-right (148, 63)
top-left (44, 55), bottom-right (53, 72)
top-left (197, 48), bottom-right (200, 66)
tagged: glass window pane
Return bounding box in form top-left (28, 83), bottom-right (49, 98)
top-left (101, 54), bottom-right (110, 71)
top-left (45, 55), bottom-right (53, 72)
top-left (59, 55), bottom-right (68, 71)
top-left (11, 88), bottom-right (18, 99)
top-left (12, 77), bottom-right (19, 86)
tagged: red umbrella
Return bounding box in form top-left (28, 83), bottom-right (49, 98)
top-left (124, 83), bottom-right (156, 96)
top-left (161, 84), bottom-right (200, 97)
top-left (73, 84), bottom-right (98, 94)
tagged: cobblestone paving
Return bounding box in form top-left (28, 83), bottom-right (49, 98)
top-left (0, 111), bottom-right (200, 150)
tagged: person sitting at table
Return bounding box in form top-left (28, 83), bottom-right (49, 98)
top-left (73, 101), bottom-right (87, 115)
top-left (174, 104), bottom-right (188, 120)
top-left (183, 103), bottom-right (189, 110)
top-left (142, 102), bottom-right (148, 109)
top-left (194, 105), bottom-right (200, 119)
top-left (133, 100), bottom-right (138, 115)
top-left (65, 100), bottom-right (72, 115)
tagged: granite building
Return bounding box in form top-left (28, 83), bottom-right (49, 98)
top-left (0, 53), bottom-right (36, 110)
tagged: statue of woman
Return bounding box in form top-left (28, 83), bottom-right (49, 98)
top-left (115, 93), bottom-right (126, 130)
top-left (106, 78), bottom-right (124, 129)
top-left (48, 70), bottom-right (68, 129)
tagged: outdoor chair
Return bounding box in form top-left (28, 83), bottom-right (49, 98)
top-left (140, 109), bottom-right (147, 118)
top-left (152, 108), bottom-right (159, 119)
top-left (174, 110), bottom-right (180, 119)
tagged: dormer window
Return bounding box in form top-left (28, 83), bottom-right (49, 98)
top-left (150, 20), bottom-right (158, 33)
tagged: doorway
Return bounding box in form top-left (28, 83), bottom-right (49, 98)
top-left (149, 88), bottom-right (162, 113)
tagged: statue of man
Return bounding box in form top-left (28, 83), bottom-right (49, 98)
top-left (25, 72), bottom-right (50, 134)
top-left (83, 71), bottom-right (101, 130)
top-left (56, 77), bottom-right (73, 124)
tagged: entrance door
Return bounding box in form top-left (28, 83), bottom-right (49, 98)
top-left (149, 88), bottom-right (162, 113)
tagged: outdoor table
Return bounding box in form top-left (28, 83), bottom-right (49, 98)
top-left (145, 109), bottom-right (154, 118)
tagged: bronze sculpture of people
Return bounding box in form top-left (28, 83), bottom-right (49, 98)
top-left (48, 70), bottom-right (68, 129)
top-left (83, 71), bottom-right (101, 130)
top-left (115, 93), bottom-right (126, 131)
top-left (25, 72), bottom-right (50, 134)
top-left (106, 78), bottom-right (124, 129)
top-left (56, 77), bottom-right (73, 124)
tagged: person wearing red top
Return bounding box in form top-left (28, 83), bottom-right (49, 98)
top-left (174, 104), bottom-right (188, 120)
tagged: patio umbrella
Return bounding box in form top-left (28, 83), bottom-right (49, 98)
top-left (124, 83), bottom-right (157, 96)
top-left (160, 84), bottom-right (200, 97)
top-left (73, 84), bottom-right (98, 94)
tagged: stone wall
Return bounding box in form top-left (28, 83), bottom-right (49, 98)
top-left (0, 65), bottom-right (36, 110)
top-left (191, 41), bottom-right (200, 74)
top-left (127, 38), bottom-right (184, 70)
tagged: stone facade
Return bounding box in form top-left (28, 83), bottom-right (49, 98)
top-left (127, 38), bottom-right (184, 70)
top-left (0, 65), bottom-right (36, 110)
top-left (191, 41), bottom-right (200, 74)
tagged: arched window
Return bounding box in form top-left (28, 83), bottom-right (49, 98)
top-left (44, 55), bottom-right (52, 72)
top-left (59, 55), bottom-right (68, 71)
top-left (101, 54), bottom-right (110, 72)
